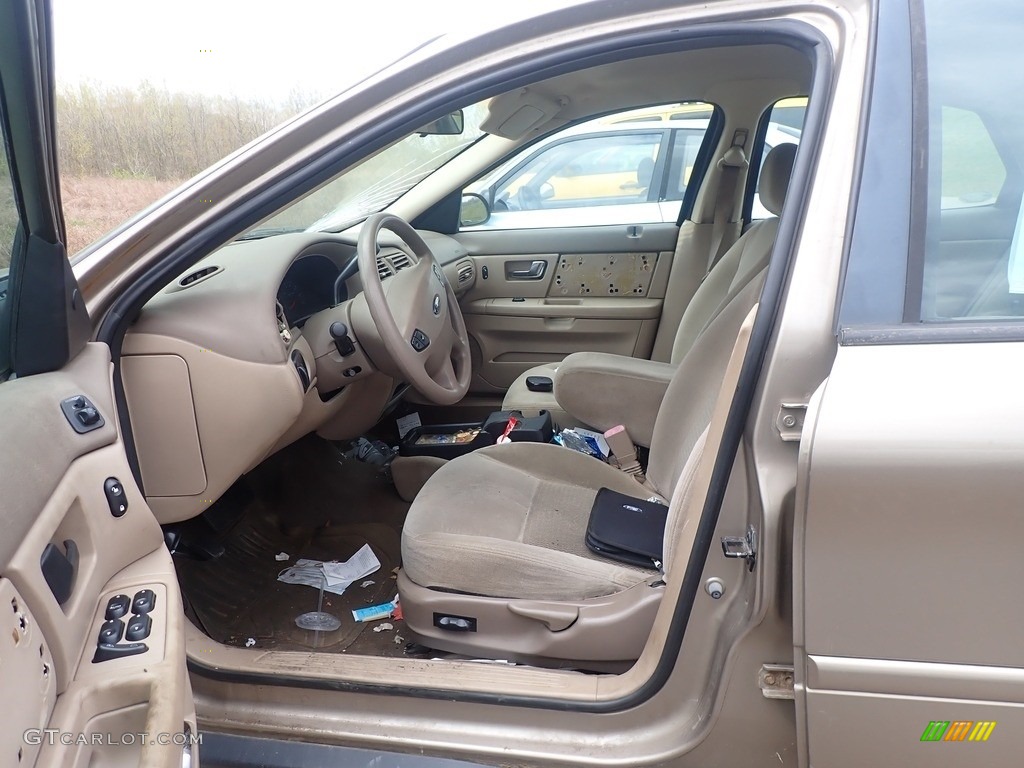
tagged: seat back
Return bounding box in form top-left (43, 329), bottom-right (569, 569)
top-left (668, 143), bottom-right (797, 365)
top-left (645, 143), bottom-right (796, 571)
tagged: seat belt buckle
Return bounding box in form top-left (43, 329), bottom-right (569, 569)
top-left (604, 425), bottom-right (645, 481)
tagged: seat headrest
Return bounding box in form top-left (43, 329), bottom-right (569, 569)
top-left (758, 143), bottom-right (797, 216)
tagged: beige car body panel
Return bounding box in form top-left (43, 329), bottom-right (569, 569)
top-left (794, 343), bottom-right (1024, 766)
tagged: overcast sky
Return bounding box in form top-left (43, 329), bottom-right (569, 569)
top-left (52, 0), bottom-right (570, 104)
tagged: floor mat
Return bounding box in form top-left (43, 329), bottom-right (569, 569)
top-left (174, 435), bottom-right (412, 655)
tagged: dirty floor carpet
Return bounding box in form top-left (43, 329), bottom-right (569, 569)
top-left (174, 435), bottom-right (412, 656)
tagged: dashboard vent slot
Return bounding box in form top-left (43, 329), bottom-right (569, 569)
top-left (457, 261), bottom-right (474, 285)
top-left (179, 265), bottom-right (221, 287)
top-left (390, 252), bottom-right (412, 272)
top-left (376, 256), bottom-right (394, 281)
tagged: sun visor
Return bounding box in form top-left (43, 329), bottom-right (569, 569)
top-left (482, 88), bottom-right (568, 140)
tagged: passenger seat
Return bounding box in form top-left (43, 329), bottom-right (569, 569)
top-left (501, 142), bottom-right (797, 442)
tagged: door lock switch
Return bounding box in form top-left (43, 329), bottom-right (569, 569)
top-left (98, 619), bottom-right (124, 646)
top-left (104, 477), bottom-right (128, 517)
top-left (125, 613), bottom-right (152, 642)
top-left (132, 588), bottom-right (156, 615)
top-left (105, 594), bottom-right (131, 620)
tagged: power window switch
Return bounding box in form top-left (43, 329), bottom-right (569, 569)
top-left (105, 594), bottom-right (131, 620)
top-left (125, 613), bottom-right (152, 642)
top-left (98, 619), bottom-right (123, 646)
top-left (132, 588), bottom-right (156, 615)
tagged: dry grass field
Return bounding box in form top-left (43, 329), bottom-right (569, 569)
top-left (62, 176), bottom-right (185, 255)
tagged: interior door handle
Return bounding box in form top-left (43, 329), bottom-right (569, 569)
top-left (506, 260), bottom-right (547, 280)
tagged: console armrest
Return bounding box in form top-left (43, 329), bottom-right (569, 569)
top-left (554, 352), bottom-right (675, 447)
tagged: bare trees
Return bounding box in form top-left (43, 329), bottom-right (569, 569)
top-left (56, 82), bottom-right (318, 181)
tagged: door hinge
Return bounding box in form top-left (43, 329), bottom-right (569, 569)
top-left (721, 524), bottom-right (757, 571)
top-left (759, 664), bottom-right (795, 700)
top-left (775, 402), bottom-right (808, 441)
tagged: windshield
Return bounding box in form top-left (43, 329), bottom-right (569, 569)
top-left (245, 103), bottom-right (488, 237)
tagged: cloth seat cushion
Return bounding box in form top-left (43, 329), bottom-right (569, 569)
top-left (402, 442), bottom-right (659, 601)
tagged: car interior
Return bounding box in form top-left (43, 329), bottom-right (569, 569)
top-left (120, 44), bottom-right (807, 671)
top-left (2, 28), bottom-right (815, 767)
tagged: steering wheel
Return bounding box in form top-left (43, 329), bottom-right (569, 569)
top-left (517, 185), bottom-right (541, 210)
top-left (357, 213), bottom-right (471, 405)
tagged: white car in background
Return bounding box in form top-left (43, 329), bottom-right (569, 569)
top-left (465, 105), bottom-right (802, 229)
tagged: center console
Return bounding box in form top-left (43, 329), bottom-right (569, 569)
top-left (399, 410), bottom-right (554, 460)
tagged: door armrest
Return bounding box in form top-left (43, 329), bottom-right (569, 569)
top-left (554, 353), bottom-right (674, 447)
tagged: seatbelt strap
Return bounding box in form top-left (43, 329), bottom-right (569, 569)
top-left (707, 133), bottom-right (749, 272)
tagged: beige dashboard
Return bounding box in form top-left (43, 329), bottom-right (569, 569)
top-left (121, 229), bottom-right (473, 524)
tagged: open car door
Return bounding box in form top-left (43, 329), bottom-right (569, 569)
top-left (0, 2), bottom-right (197, 766)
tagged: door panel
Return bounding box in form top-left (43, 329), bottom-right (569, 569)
top-left (456, 223), bottom-right (677, 393)
top-left (0, 344), bottom-right (196, 768)
top-left (796, 342), bottom-right (1024, 766)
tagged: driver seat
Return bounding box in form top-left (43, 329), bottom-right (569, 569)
top-left (397, 148), bottom-right (794, 667)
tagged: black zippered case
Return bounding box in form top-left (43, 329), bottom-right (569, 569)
top-left (584, 487), bottom-right (668, 569)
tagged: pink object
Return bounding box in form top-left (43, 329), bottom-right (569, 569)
top-left (497, 416), bottom-right (519, 444)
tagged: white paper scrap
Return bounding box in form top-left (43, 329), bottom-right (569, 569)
top-left (276, 546), bottom-right (380, 596)
top-left (396, 412), bottom-right (422, 439)
top-left (275, 552), bottom-right (289, 561)
top-left (372, 622), bottom-right (394, 633)
top-left (322, 544), bottom-right (381, 589)
top-left (245, 638), bottom-right (256, 648)
top-left (360, 580), bottom-right (375, 588)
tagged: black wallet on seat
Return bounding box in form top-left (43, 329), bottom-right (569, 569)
top-left (585, 487), bottom-right (668, 569)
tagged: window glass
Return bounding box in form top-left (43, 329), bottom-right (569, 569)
top-left (939, 107), bottom-right (1005, 210)
top-left (665, 129), bottom-right (708, 198)
top-left (50, 0), bottom-right (503, 255)
top-left (0, 127), bottom-right (20, 379)
top-left (0, 150), bottom-right (16, 271)
top-left (493, 133), bottom-right (663, 211)
top-left (914, 2), bottom-right (1023, 321)
top-left (842, 0), bottom-right (1024, 327)
top-left (463, 102), bottom-right (717, 231)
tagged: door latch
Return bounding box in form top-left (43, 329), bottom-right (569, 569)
top-left (721, 524), bottom-right (757, 571)
top-left (759, 664), bottom-right (795, 699)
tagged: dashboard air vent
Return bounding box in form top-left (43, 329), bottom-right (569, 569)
top-left (457, 261), bottom-right (474, 285)
top-left (178, 265), bottom-right (221, 287)
top-left (390, 252), bottom-right (412, 272)
top-left (376, 257), bottom-right (394, 281)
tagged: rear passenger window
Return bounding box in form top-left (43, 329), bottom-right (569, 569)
top-left (841, 0), bottom-right (1024, 327)
top-left (939, 107), bottom-right (1005, 210)
top-left (913, 2), bottom-right (1023, 322)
